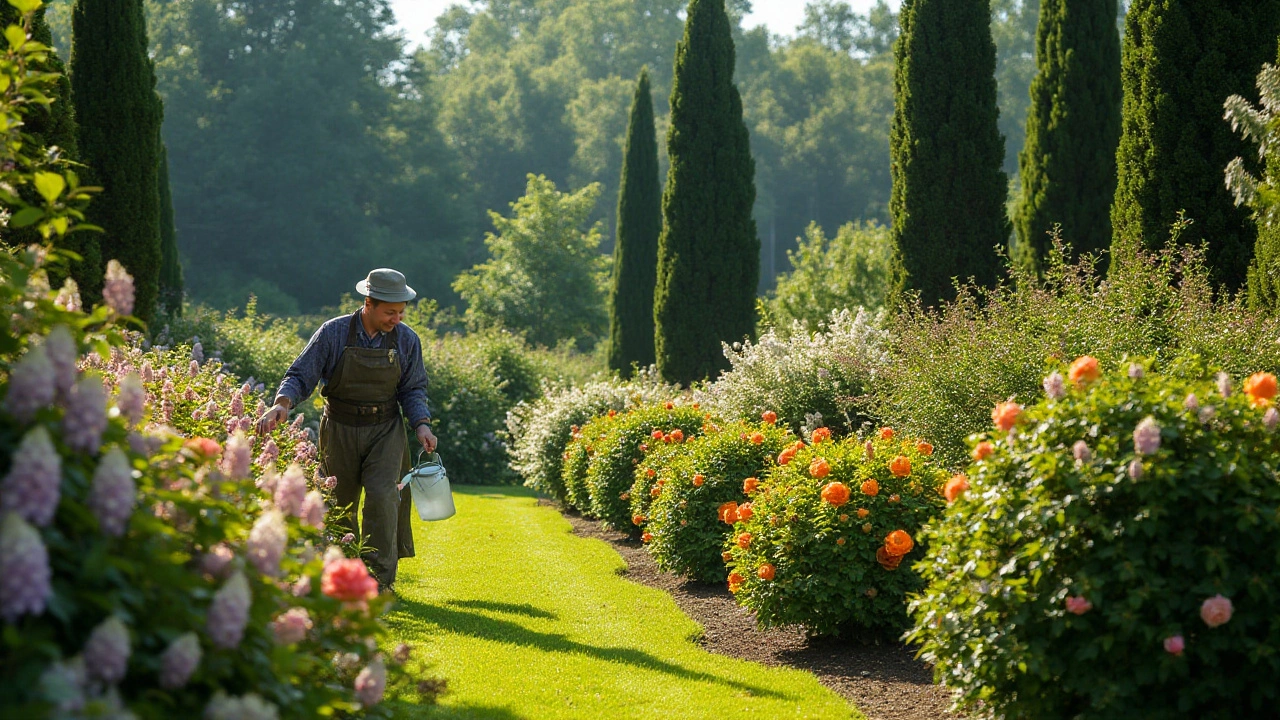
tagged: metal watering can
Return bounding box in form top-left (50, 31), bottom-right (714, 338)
top-left (399, 451), bottom-right (455, 521)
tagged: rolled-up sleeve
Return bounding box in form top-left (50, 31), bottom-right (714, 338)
top-left (397, 331), bottom-right (431, 426)
top-left (275, 324), bottom-right (337, 408)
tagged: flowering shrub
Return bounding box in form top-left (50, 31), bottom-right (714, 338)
top-left (908, 358), bottom-right (1280, 718)
top-left (640, 420), bottom-right (792, 582)
top-left (729, 428), bottom-right (945, 637)
top-left (419, 338), bottom-right (517, 484)
top-left (155, 296), bottom-right (306, 391)
top-left (560, 411), bottom-right (619, 513)
top-left (697, 308), bottom-right (887, 438)
top-left (627, 435), bottom-right (690, 525)
top-left (583, 402), bottom-right (705, 530)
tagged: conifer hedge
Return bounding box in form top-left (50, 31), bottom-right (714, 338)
top-left (158, 142), bottom-right (184, 316)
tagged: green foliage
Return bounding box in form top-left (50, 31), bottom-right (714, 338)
top-left (640, 421), bottom-right (792, 582)
top-left (1224, 60), bottom-right (1280, 314)
top-left (765, 221), bottom-right (893, 328)
top-left (909, 359), bottom-right (1280, 717)
top-left (420, 337), bottom-right (517, 485)
top-left (607, 68), bottom-right (661, 377)
top-left (1014, 0), bottom-right (1121, 273)
top-left (561, 412), bottom-right (616, 513)
top-left (729, 429), bottom-right (946, 637)
top-left (454, 174), bottom-right (611, 351)
top-left (583, 402), bottom-right (704, 530)
top-left (157, 298), bottom-right (306, 392)
top-left (889, 0), bottom-right (1011, 308)
top-left (70, 0), bottom-right (163, 321)
top-left (654, 0), bottom-right (759, 386)
top-left (1111, 0), bottom-right (1280, 290)
top-left (157, 142), bottom-right (183, 315)
top-left (876, 241), bottom-right (1280, 469)
top-left (698, 308), bottom-right (887, 438)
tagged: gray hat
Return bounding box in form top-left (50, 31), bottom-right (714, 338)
top-left (356, 268), bottom-right (417, 303)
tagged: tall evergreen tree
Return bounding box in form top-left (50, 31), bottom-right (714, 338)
top-left (157, 143), bottom-right (183, 316)
top-left (1110, 0), bottom-right (1280, 289)
top-left (654, 0), bottom-right (759, 386)
top-left (607, 68), bottom-right (661, 378)
top-left (1014, 0), bottom-right (1122, 272)
top-left (69, 0), bottom-right (163, 322)
top-left (889, 0), bottom-right (1009, 307)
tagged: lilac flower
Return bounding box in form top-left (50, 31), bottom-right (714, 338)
top-left (301, 491), bottom-right (326, 529)
top-left (322, 475), bottom-right (338, 491)
top-left (291, 575), bottom-right (312, 597)
top-left (54, 279), bottom-right (81, 313)
top-left (1042, 371), bottom-right (1066, 400)
top-left (161, 378), bottom-right (174, 396)
top-left (256, 469), bottom-right (279, 495)
top-left (225, 417), bottom-right (240, 435)
top-left (140, 361), bottom-right (155, 383)
top-left (207, 572), bottom-right (251, 649)
top-left (1072, 440), bottom-right (1092, 464)
top-left (1266, 407), bottom-right (1280, 432)
top-left (188, 360), bottom-right (200, 378)
top-left (204, 400), bottom-right (218, 418)
top-left (293, 441), bottom-right (316, 464)
top-left (127, 431), bottom-right (164, 458)
top-left (256, 399), bottom-right (268, 416)
top-left (863, 441), bottom-right (874, 461)
top-left (162, 399), bottom-right (175, 422)
top-left (341, 533), bottom-right (356, 545)
top-left (38, 657), bottom-right (86, 712)
top-left (354, 659), bottom-right (387, 706)
top-left (191, 409), bottom-right (205, 423)
top-left (274, 465), bottom-right (307, 516)
top-left (203, 691), bottom-right (279, 720)
top-left (116, 373), bottom-right (145, 427)
top-left (392, 643), bottom-right (412, 664)
top-left (222, 432), bottom-right (252, 480)
top-left (1217, 372), bottom-right (1232, 397)
top-left (238, 417), bottom-right (252, 433)
top-left (1128, 460), bottom-right (1144, 480)
top-left (241, 382), bottom-right (253, 396)
top-left (45, 325), bottom-right (77, 399)
top-left (291, 414), bottom-right (305, 431)
top-left (0, 512), bottom-right (52, 622)
top-left (247, 510), bottom-right (287, 577)
top-left (1, 426), bottom-right (61, 526)
top-left (102, 260), bottom-right (135, 316)
top-left (63, 374), bottom-right (107, 454)
top-left (270, 607), bottom-right (312, 645)
top-left (1198, 406), bottom-right (1216, 423)
top-left (84, 616), bottom-right (131, 685)
top-left (199, 544), bottom-right (235, 580)
top-left (191, 342), bottom-right (204, 365)
top-left (1134, 417), bottom-right (1162, 456)
top-left (256, 438), bottom-right (279, 468)
top-left (1184, 393), bottom-right (1199, 411)
top-left (159, 632), bottom-right (202, 690)
top-left (89, 448), bottom-right (136, 537)
top-left (1127, 363), bottom-right (1144, 379)
top-left (4, 344), bottom-right (55, 422)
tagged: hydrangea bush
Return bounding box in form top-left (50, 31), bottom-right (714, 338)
top-left (908, 357), bottom-right (1280, 718)
top-left (729, 427), bottom-right (946, 637)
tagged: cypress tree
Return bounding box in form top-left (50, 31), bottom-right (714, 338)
top-left (1014, 0), bottom-right (1122, 272)
top-left (889, 0), bottom-right (1010, 307)
top-left (654, 0), bottom-right (759, 386)
top-left (1111, 0), bottom-right (1280, 289)
top-left (607, 68), bottom-right (661, 378)
top-left (69, 0), bottom-right (163, 322)
top-left (157, 142), bottom-right (183, 316)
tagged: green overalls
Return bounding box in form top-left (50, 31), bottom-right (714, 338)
top-left (318, 312), bottom-right (416, 588)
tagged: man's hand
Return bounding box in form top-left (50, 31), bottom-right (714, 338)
top-left (416, 423), bottom-right (438, 454)
top-left (256, 402), bottom-right (289, 435)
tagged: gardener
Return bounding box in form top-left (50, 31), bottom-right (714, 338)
top-left (257, 268), bottom-right (438, 592)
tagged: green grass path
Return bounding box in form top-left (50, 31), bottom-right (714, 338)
top-left (385, 485), bottom-right (859, 720)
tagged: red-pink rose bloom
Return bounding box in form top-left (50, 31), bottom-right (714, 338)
top-left (1163, 635), bottom-right (1185, 656)
top-left (271, 607), bottom-right (313, 645)
top-left (1200, 594), bottom-right (1234, 628)
top-left (1065, 596), bottom-right (1092, 615)
top-left (354, 658), bottom-right (387, 706)
top-left (321, 558), bottom-right (378, 603)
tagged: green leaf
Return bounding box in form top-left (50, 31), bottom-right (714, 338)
top-left (9, 206), bottom-right (42, 227)
top-left (33, 171), bottom-right (64, 204)
top-left (6, 0), bottom-right (41, 13)
top-left (3, 24), bottom-right (24, 50)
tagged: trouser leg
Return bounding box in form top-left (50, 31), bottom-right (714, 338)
top-left (319, 415), bottom-right (363, 546)
top-left (397, 435), bottom-right (416, 559)
top-left (361, 418), bottom-right (407, 587)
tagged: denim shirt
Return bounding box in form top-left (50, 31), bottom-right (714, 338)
top-left (275, 311), bottom-right (431, 425)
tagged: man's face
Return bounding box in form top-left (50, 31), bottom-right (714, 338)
top-left (365, 299), bottom-right (407, 333)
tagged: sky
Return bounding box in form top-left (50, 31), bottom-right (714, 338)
top-left (387, 0), bottom-right (900, 49)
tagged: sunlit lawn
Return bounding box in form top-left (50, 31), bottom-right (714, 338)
top-left (384, 485), bottom-right (859, 720)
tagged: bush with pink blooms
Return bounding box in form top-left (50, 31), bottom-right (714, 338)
top-left (0, 11), bottom-right (429, 717)
top-left (908, 357), bottom-right (1280, 718)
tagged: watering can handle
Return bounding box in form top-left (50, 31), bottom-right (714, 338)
top-left (415, 449), bottom-right (442, 468)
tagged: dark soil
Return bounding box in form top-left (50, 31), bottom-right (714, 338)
top-left (546, 500), bottom-right (956, 720)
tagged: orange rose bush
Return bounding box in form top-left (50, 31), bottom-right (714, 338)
top-left (908, 358), bottom-right (1280, 718)
top-left (727, 430), bottom-right (946, 637)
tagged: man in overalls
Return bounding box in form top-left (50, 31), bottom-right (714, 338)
top-left (257, 268), bottom-right (438, 591)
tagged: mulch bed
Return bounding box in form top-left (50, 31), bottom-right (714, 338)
top-left (545, 500), bottom-right (956, 720)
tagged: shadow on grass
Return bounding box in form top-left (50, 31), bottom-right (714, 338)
top-left (388, 596), bottom-right (793, 700)
top-left (386, 699), bottom-right (527, 720)
top-left (447, 599), bottom-right (557, 620)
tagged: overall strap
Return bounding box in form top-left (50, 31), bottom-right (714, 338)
top-left (344, 311), bottom-right (363, 347)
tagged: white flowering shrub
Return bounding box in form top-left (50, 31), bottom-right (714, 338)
top-left (697, 308), bottom-right (888, 437)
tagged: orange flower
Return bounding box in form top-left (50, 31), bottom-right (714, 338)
top-left (718, 501), bottom-right (739, 524)
top-left (646, 468), bottom-right (656, 478)
top-left (884, 530), bottom-right (914, 557)
top-left (571, 425), bottom-right (580, 433)
top-left (861, 522), bottom-right (873, 534)
top-left (836, 537), bottom-right (846, 546)
top-left (632, 514), bottom-right (645, 526)
top-left (839, 513), bottom-right (849, 522)
top-left (722, 551), bottom-right (733, 563)
top-left (812, 427), bottom-right (832, 444)
top-left (944, 474), bottom-right (970, 503)
top-left (777, 448), bottom-right (796, 466)
top-left (888, 494), bottom-right (901, 504)
top-left (1245, 372), bottom-right (1278, 407)
top-left (972, 441), bottom-right (995, 461)
top-left (860, 479), bottom-right (880, 497)
top-left (692, 402), bottom-right (700, 409)
top-left (693, 474), bottom-right (705, 487)
top-left (728, 572), bottom-right (745, 592)
top-left (184, 438), bottom-right (222, 458)
top-left (992, 402), bottom-right (1023, 432)
top-left (1068, 355), bottom-right (1101, 387)
top-left (757, 563), bottom-right (776, 581)
top-left (916, 441), bottom-right (934, 456)
top-left (651, 430), bottom-right (664, 440)
top-left (641, 532), bottom-right (653, 543)
top-left (876, 546), bottom-right (903, 571)
top-left (762, 410), bottom-right (778, 425)
top-left (671, 429), bottom-right (685, 443)
top-left (809, 457), bottom-right (831, 479)
top-left (879, 427), bottom-right (895, 440)
top-left (889, 455), bottom-right (912, 477)
top-left (736, 503), bottom-right (754, 521)
top-left (736, 532), bottom-right (752, 549)
top-left (639, 443), bottom-right (649, 453)
top-left (743, 477), bottom-right (760, 494)
top-left (749, 432), bottom-right (765, 445)
top-left (650, 486), bottom-right (661, 497)
top-left (820, 481), bottom-right (850, 507)
top-left (857, 508), bottom-right (869, 519)
top-left (607, 409), bottom-right (617, 418)
top-left (665, 401), bottom-right (675, 410)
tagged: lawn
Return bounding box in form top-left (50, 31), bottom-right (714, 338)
top-left (384, 485), bottom-right (859, 719)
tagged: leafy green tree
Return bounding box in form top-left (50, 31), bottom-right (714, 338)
top-left (765, 221), bottom-right (893, 332)
top-left (654, 0), bottom-right (759, 386)
top-left (70, 0), bottom-right (162, 321)
top-left (1225, 60), bottom-right (1280, 313)
top-left (1111, 0), bottom-right (1280, 289)
top-left (1014, 0), bottom-right (1121, 272)
top-left (157, 142), bottom-right (182, 315)
top-left (607, 69), bottom-right (661, 377)
top-left (889, 0), bottom-right (1010, 307)
top-left (454, 174), bottom-right (611, 349)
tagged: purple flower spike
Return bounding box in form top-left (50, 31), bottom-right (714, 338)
top-left (63, 374), bottom-right (108, 454)
top-left (4, 344), bottom-right (55, 422)
top-left (89, 448), bottom-right (136, 537)
top-left (0, 512), bottom-right (52, 622)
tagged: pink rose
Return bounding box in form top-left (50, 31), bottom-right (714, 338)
top-left (1163, 635), bottom-right (1185, 656)
top-left (1200, 594), bottom-right (1233, 628)
top-left (1065, 596), bottom-right (1092, 615)
top-left (321, 558), bottom-right (378, 603)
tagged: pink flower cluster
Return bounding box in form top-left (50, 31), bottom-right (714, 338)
top-left (88, 448), bottom-right (136, 537)
top-left (322, 557), bottom-right (379, 604)
top-left (271, 607), bottom-right (313, 645)
top-left (354, 658), bottom-right (387, 706)
top-left (1042, 371), bottom-right (1066, 401)
top-left (115, 373), bottom-right (146, 427)
top-left (102, 260), bottom-right (135, 317)
top-left (0, 512), bottom-right (52, 622)
top-left (200, 544), bottom-right (235, 581)
top-left (4, 344), bottom-right (55, 422)
top-left (203, 691), bottom-right (279, 720)
top-left (274, 465), bottom-right (308, 516)
top-left (221, 432), bottom-right (252, 480)
top-left (84, 615), bottom-right (131, 685)
top-left (247, 510), bottom-right (287, 577)
top-left (62, 374), bottom-right (107, 454)
top-left (45, 325), bottom-right (77, 399)
top-left (1133, 416), bottom-right (1161, 456)
top-left (1, 426), bottom-right (61, 526)
top-left (159, 632), bottom-right (202, 690)
top-left (207, 572), bottom-right (251, 649)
